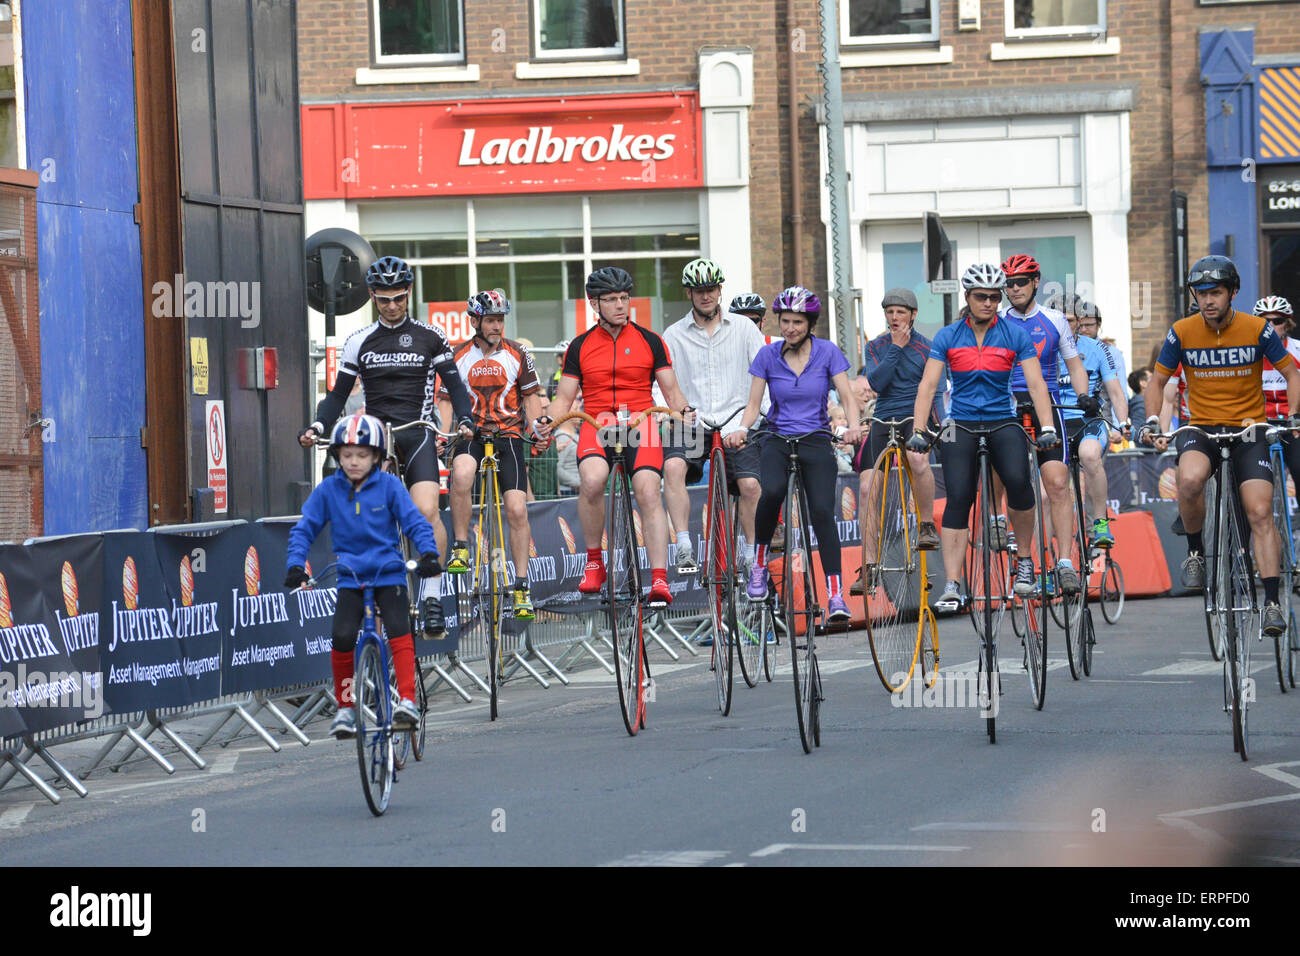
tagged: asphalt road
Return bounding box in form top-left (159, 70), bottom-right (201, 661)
top-left (4, 594), bottom-right (1300, 866)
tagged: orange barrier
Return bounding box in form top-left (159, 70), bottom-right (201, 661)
top-left (1084, 509), bottom-right (1172, 596)
top-left (768, 546), bottom-right (898, 635)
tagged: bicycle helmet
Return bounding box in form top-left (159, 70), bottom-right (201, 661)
top-left (1254, 295), bottom-right (1294, 317)
top-left (468, 289), bottom-right (511, 316)
top-left (728, 293), bottom-right (766, 318)
top-left (681, 258), bottom-right (725, 288)
top-left (585, 266), bottom-right (634, 298)
top-left (1187, 255), bottom-right (1240, 292)
top-left (961, 263), bottom-right (1007, 291)
top-left (329, 413), bottom-right (386, 461)
top-left (365, 255), bottom-right (414, 289)
top-left (1001, 254), bottom-right (1041, 279)
top-left (772, 286), bottom-right (822, 321)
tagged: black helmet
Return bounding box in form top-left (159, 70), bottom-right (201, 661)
top-left (585, 266), bottom-right (634, 298)
top-left (366, 255), bottom-right (414, 290)
top-left (728, 293), bottom-right (766, 318)
top-left (1187, 255), bottom-right (1240, 292)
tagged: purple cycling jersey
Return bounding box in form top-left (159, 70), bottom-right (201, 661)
top-left (748, 337), bottom-right (850, 434)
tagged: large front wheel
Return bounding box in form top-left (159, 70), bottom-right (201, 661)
top-left (705, 446), bottom-right (736, 714)
top-left (608, 463), bottom-right (645, 736)
top-left (785, 473), bottom-right (820, 753)
top-left (354, 640), bottom-right (393, 817)
top-left (864, 446), bottom-right (926, 693)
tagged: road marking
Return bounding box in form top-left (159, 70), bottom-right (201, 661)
top-left (600, 850), bottom-right (729, 867)
top-left (1142, 660), bottom-right (1270, 676)
top-left (943, 658), bottom-right (1070, 674)
top-left (911, 821), bottom-right (1074, 833)
top-left (1161, 791), bottom-right (1300, 818)
top-left (0, 803), bottom-right (34, 830)
top-left (1090, 679), bottom-right (1194, 684)
top-left (750, 842), bottom-right (966, 857)
top-left (209, 751), bottom-right (240, 775)
top-left (565, 663), bottom-right (699, 685)
top-left (769, 660), bottom-right (872, 678)
top-left (1252, 761), bottom-right (1300, 790)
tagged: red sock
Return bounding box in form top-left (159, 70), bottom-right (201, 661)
top-left (827, 574), bottom-right (842, 600)
top-left (755, 543), bottom-right (768, 567)
top-left (389, 633), bottom-right (416, 702)
top-left (586, 547), bottom-right (603, 565)
top-left (331, 650), bottom-right (354, 707)
top-left (652, 568), bottom-right (668, 587)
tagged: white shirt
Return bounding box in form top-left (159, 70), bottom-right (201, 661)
top-left (654, 309), bottom-right (767, 437)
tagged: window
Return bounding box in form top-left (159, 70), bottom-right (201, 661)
top-left (1005, 0), bottom-right (1105, 38)
top-left (372, 0), bottom-right (464, 65)
top-left (998, 237), bottom-right (1079, 305)
top-left (842, 0), bottom-right (939, 45)
top-left (533, 0), bottom-right (625, 60)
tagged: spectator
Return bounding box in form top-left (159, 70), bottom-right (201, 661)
top-left (554, 417), bottom-right (580, 494)
top-left (1127, 368), bottom-right (1149, 426)
top-left (828, 404), bottom-right (854, 475)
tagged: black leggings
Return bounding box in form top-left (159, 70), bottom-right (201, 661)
top-left (940, 420), bottom-right (1035, 531)
top-left (332, 586), bottom-right (411, 652)
top-left (755, 432), bottom-right (841, 576)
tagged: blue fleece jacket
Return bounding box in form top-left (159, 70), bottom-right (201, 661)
top-left (287, 468), bottom-right (437, 589)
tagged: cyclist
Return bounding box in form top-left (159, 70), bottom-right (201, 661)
top-left (1259, 296), bottom-right (1300, 491)
top-left (1139, 256), bottom-right (1299, 637)
top-left (729, 293), bottom-right (767, 330)
top-left (1050, 293), bottom-right (1130, 549)
top-left (908, 264), bottom-right (1060, 611)
top-left (1073, 302), bottom-right (1129, 406)
top-left (726, 286), bottom-right (863, 623)
top-left (854, 287), bottom-right (941, 596)
top-left (285, 414), bottom-right (442, 739)
top-left (537, 267), bottom-right (696, 607)
top-left (999, 254), bottom-right (1092, 594)
top-left (659, 259), bottom-right (766, 576)
top-left (298, 255), bottom-right (474, 637)
top-left (438, 290), bottom-right (546, 620)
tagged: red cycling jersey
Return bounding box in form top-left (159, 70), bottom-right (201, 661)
top-left (1262, 335), bottom-right (1300, 418)
top-left (561, 321), bottom-right (672, 417)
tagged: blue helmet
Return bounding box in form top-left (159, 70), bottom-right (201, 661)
top-left (365, 255), bottom-right (414, 290)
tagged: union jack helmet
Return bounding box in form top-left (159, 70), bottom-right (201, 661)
top-left (329, 413), bottom-right (386, 460)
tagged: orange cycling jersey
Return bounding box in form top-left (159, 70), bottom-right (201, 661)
top-left (438, 338), bottom-right (541, 437)
top-left (1154, 310), bottom-right (1293, 426)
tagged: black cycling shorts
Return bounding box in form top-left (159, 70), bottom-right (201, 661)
top-left (664, 425), bottom-right (761, 490)
top-left (333, 585), bottom-right (410, 652)
top-left (940, 419), bottom-right (1035, 531)
top-left (391, 425), bottom-right (448, 508)
top-left (1175, 428), bottom-right (1274, 484)
top-left (454, 435), bottom-right (529, 495)
top-left (855, 419), bottom-right (922, 473)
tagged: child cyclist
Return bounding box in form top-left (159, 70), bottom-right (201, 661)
top-left (285, 413), bottom-right (442, 739)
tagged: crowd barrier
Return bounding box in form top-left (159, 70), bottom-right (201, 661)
top-left (0, 455), bottom-right (1267, 807)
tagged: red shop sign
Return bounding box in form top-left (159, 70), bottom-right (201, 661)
top-left (303, 92), bottom-right (702, 199)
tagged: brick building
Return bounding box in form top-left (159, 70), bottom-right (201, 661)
top-left (296, 0), bottom-right (1300, 379)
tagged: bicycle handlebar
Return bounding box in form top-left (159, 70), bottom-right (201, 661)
top-left (696, 407), bottom-right (746, 432)
top-left (294, 558), bottom-right (417, 592)
top-left (549, 406), bottom-right (686, 432)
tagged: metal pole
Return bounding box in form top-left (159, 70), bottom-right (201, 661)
top-left (819, 0), bottom-right (855, 358)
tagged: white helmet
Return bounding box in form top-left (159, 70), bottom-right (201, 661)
top-left (961, 263), bottom-right (1007, 291)
top-left (1254, 295), bottom-right (1294, 317)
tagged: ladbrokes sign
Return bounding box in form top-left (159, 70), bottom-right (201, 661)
top-left (303, 92), bottom-right (702, 199)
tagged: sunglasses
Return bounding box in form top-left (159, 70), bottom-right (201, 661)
top-left (969, 292), bottom-right (1002, 304)
top-left (1005, 277), bottom-right (1035, 288)
top-left (373, 291), bottom-right (410, 305)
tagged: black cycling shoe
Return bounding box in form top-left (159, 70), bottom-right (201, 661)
top-left (422, 595), bottom-right (445, 637)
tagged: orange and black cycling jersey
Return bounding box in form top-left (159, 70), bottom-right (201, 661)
top-left (1154, 309), bottom-right (1293, 426)
top-left (438, 338), bottom-right (541, 437)
top-left (562, 321), bottom-right (672, 416)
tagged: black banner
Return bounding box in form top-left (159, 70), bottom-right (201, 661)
top-left (0, 545), bottom-right (75, 735)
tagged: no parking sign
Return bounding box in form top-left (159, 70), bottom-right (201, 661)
top-left (206, 400), bottom-right (228, 514)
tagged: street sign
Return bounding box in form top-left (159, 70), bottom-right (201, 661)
top-left (205, 400), bottom-right (228, 514)
top-left (929, 279), bottom-right (959, 295)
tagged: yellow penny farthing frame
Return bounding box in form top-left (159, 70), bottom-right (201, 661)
top-left (470, 428), bottom-right (511, 721)
top-left (863, 419), bottom-right (938, 693)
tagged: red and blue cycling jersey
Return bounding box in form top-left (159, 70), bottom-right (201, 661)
top-left (929, 314), bottom-right (1038, 421)
top-left (1001, 303), bottom-right (1077, 397)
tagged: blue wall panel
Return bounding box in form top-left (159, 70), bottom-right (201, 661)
top-left (25, 1), bottom-right (147, 533)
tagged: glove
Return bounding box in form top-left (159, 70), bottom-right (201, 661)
top-left (1034, 427), bottom-right (1059, 452)
top-left (1288, 414), bottom-right (1300, 432)
top-left (1136, 415), bottom-right (1160, 447)
top-left (417, 552), bottom-right (442, 578)
top-left (1076, 395), bottom-right (1101, 418)
top-left (531, 415), bottom-right (552, 440)
top-left (905, 431), bottom-right (931, 454)
top-left (284, 566), bottom-right (309, 589)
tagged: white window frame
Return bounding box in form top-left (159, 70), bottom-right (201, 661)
top-left (1003, 0), bottom-right (1106, 40)
top-left (840, 0), bottom-right (940, 47)
top-left (371, 0), bottom-right (465, 67)
top-left (532, 0), bottom-right (626, 62)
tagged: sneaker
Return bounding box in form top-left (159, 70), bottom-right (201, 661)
top-left (578, 559), bottom-right (606, 594)
top-left (990, 515), bottom-right (1009, 551)
top-left (513, 586), bottom-right (535, 621)
top-left (1091, 518), bottom-right (1114, 549)
top-left (422, 596), bottom-right (445, 637)
top-left (849, 564), bottom-right (875, 596)
top-left (770, 521), bottom-right (786, 553)
top-left (1181, 552), bottom-right (1206, 590)
top-left (674, 541), bottom-right (698, 575)
top-left (917, 522), bottom-right (941, 551)
top-left (747, 564), bottom-right (769, 601)
top-left (330, 707), bottom-right (356, 739)
top-left (1264, 602), bottom-right (1287, 637)
top-left (1056, 562), bottom-right (1080, 595)
top-left (647, 578), bottom-right (673, 607)
top-left (393, 698), bottom-right (419, 729)
top-left (827, 594), bottom-right (850, 623)
top-left (934, 580), bottom-right (964, 612)
top-left (1013, 558), bottom-right (1037, 597)
top-left (446, 544), bottom-right (471, 574)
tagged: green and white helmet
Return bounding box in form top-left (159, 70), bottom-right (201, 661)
top-left (681, 258), bottom-right (724, 289)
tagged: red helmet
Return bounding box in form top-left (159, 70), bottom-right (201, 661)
top-left (1001, 254), bottom-right (1041, 279)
